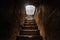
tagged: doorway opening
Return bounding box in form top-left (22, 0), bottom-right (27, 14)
top-left (25, 5), bottom-right (35, 20)
top-left (25, 5), bottom-right (35, 15)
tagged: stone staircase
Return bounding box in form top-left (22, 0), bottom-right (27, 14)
top-left (16, 16), bottom-right (43, 40)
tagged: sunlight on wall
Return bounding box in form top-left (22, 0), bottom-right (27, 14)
top-left (25, 5), bottom-right (35, 15)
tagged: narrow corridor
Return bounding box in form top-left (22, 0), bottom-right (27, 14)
top-left (16, 15), bottom-right (43, 40)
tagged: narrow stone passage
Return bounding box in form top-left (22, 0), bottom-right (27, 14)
top-left (16, 16), bottom-right (43, 40)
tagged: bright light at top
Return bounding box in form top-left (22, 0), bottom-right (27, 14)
top-left (25, 5), bottom-right (35, 15)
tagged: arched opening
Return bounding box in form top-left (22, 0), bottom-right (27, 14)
top-left (25, 5), bottom-right (35, 16)
top-left (25, 5), bottom-right (35, 20)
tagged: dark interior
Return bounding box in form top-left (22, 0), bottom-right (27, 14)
top-left (0, 0), bottom-right (60, 40)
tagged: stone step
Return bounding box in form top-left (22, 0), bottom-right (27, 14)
top-left (20, 29), bottom-right (38, 31)
top-left (24, 25), bottom-right (38, 27)
top-left (21, 26), bottom-right (38, 29)
top-left (25, 20), bottom-right (35, 23)
top-left (17, 35), bottom-right (40, 38)
top-left (25, 18), bottom-right (35, 20)
top-left (16, 35), bottom-right (43, 40)
top-left (25, 21), bottom-right (36, 24)
top-left (24, 24), bottom-right (37, 26)
top-left (24, 22), bottom-right (35, 24)
top-left (25, 15), bottom-right (34, 20)
top-left (24, 23), bottom-right (36, 25)
top-left (20, 29), bottom-right (40, 35)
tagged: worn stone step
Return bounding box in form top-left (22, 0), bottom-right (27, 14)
top-left (24, 23), bottom-right (36, 25)
top-left (25, 20), bottom-right (35, 23)
top-left (24, 25), bottom-right (38, 27)
top-left (16, 35), bottom-right (43, 40)
top-left (24, 24), bottom-right (37, 26)
top-left (21, 29), bottom-right (39, 31)
top-left (24, 22), bottom-right (35, 24)
top-left (21, 26), bottom-right (38, 29)
top-left (25, 15), bottom-right (34, 20)
top-left (20, 29), bottom-right (40, 35)
top-left (24, 21), bottom-right (36, 24)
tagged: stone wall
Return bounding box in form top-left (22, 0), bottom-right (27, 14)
top-left (34, 4), bottom-right (60, 40)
